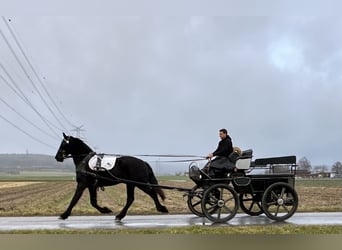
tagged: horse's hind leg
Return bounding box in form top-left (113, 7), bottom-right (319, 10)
top-left (115, 184), bottom-right (135, 221)
top-left (88, 186), bottom-right (112, 214)
top-left (138, 186), bottom-right (168, 213)
top-left (60, 183), bottom-right (86, 220)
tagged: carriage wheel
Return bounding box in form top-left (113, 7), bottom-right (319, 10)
top-left (187, 185), bottom-right (205, 217)
top-left (261, 182), bottom-right (298, 221)
top-left (239, 193), bottom-right (263, 216)
top-left (201, 184), bottom-right (239, 223)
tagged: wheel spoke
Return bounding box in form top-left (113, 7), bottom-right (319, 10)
top-left (248, 201), bottom-right (255, 211)
top-left (257, 202), bottom-right (262, 210)
top-left (192, 200), bottom-right (201, 207)
top-left (267, 201), bottom-right (277, 206)
top-left (222, 204), bottom-right (232, 213)
top-left (217, 208), bottom-right (222, 219)
top-left (271, 191), bottom-right (278, 199)
top-left (207, 204), bottom-right (218, 213)
top-left (224, 196), bottom-right (234, 203)
top-left (284, 197), bottom-right (294, 206)
top-left (274, 205), bottom-right (280, 216)
top-left (282, 204), bottom-right (290, 213)
top-left (280, 187), bottom-right (286, 199)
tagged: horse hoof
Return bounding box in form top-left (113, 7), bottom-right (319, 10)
top-left (159, 206), bottom-right (169, 213)
top-left (59, 212), bottom-right (70, 220)
top-left (115, 216), bottom-right (122, 222)
top-left (101, 207), bottom-right (112, 214)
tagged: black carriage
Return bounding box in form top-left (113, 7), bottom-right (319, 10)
top-left (187, 150), bottom-right (298, 223)
top-left (55, 134), bottom-right (299, 223)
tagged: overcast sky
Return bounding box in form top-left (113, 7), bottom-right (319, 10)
top-left (0, 16), bottom-right (341, 167)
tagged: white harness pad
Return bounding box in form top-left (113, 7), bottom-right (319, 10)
top-left (88, 154), bottom-right (117, 171)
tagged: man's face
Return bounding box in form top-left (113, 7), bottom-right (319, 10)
top-left (219, 131), bottom-right (227, 140)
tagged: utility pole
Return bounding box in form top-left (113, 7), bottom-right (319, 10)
top-left (71, 125), bottom-right (86, 139)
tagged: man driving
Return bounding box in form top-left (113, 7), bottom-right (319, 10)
top-left (204, 128), bottom-right (235, 177)
top-left (207, 128), bottom-right (233, 159)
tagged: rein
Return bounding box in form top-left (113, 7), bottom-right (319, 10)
top-left (78, 168), bottom-right (193, 193)
top-left (131, 154), bottom-right (207, 162)
top-left (64, 153), bottom-right (207, 163)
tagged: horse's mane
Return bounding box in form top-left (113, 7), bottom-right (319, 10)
top-left (70, 137), bottom-right (94, 153)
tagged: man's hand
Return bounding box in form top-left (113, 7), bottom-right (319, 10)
top-left (206, 153), bottom-right (213, 159)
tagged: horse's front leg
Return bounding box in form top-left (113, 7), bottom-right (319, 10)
top-left (60, 182), bottom-right (87, 220)
top-left (116, 184), bottom-right (135, 221)
top-left (88, 185), bottom-right (112, 214)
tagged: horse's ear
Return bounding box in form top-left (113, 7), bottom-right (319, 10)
top-left (63, 133), bottom-right (67, 139)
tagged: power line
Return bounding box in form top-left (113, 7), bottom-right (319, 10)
top-left (0, 65), bottom-right (60, 138)
top-left (2, 16), bottom-right (74, 129)
top-left (0, 22), bottom-right (70, 133)
top-left (0, 113), bottom-right (56, 149)
top-left (40, 77), bottom-right (75, 128)
top-left (0, 72), bottom-right (26, 102)
top-left (0, 96), bottom-right (58, 140)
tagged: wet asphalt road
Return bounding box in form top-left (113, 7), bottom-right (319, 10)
top-left (0, 212), bottom-right (341, 231)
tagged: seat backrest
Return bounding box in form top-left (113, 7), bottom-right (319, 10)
top-left (235, 149), bottom-right (253, 170)
top-left (236, 158), bottom-right (251, 170)
top-left (228, 151), bottom-right (240, 163)
top-left (240, 149), bottom-right (253, 158)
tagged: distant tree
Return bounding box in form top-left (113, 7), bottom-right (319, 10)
top-left (297, 157), bottom-right (312, 172)
top-left (175, 171), bottom-right (182, 176)
top-left (313, 165), bottom-right (328, 172)
top-left (332, 161), bottom-right (342, 175)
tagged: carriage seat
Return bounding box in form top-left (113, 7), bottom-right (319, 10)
top-left (208, 149), bottom-right (253, 176)
top-left (240, 149), bottom-right (253, 158)
top-left (230, 149), bottom-right (253, 170)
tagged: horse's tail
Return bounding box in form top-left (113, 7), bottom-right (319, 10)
top-left (145, 161), bottom-right (166, 201)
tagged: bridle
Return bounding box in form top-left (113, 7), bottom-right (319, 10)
top-left (59, 137), bottom-right (94, 160)
top-left (59, 137), bottom-right (71, 160)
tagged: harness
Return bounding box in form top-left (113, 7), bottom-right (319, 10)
top-left (88, 154), bottom-right (117, 171)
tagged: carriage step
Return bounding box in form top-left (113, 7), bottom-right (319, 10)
top-left (233, 177), bottom-right (251, 186)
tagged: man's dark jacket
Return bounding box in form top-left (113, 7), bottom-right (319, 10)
top-left (212, 135), bottom-right (233, 157)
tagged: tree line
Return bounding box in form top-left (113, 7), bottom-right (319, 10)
top-left (0, 153), bottom-right (73, 171)
top-left (298, 157), bottom-right (342, 175)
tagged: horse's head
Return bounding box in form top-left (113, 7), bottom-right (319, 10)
top-left (55, 133), bottom-right (93, 162)
top-left (55, 133), bottom-right (73, 162)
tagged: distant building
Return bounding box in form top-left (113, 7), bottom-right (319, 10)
top-left (295, 169), bottom-right (311, 178)
top-left (310, 171), bottom-right (333, 178)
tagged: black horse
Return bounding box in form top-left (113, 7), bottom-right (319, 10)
top-left (55, 133), bottom-right (168, 221)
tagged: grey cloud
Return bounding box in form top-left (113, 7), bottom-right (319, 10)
top-left (0, 16), bottom-right (341, 168)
